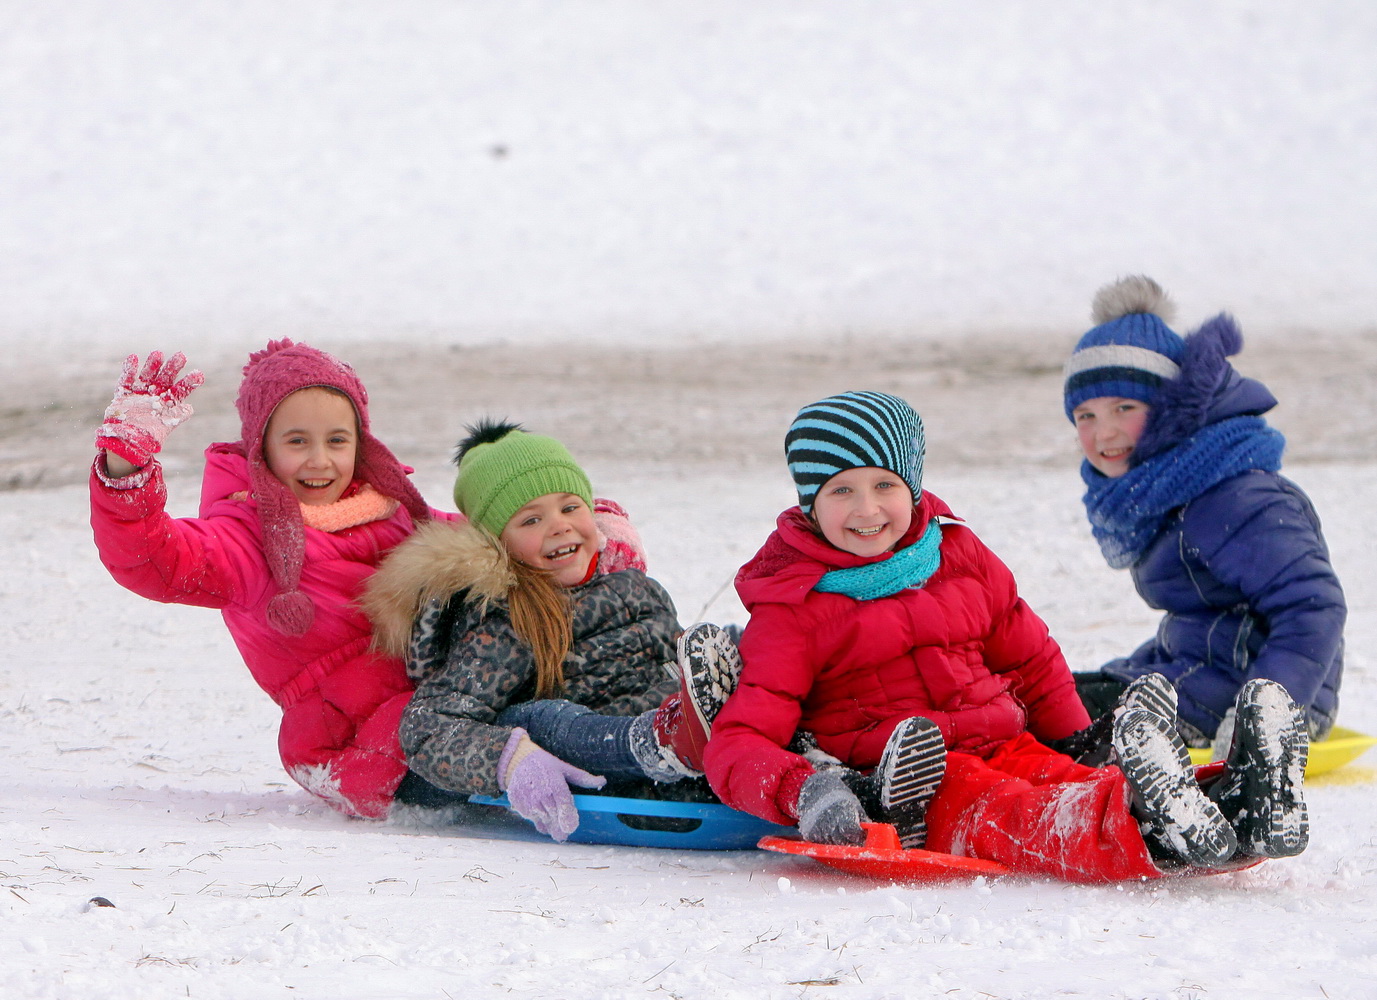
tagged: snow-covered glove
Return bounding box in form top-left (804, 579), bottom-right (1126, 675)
top-left (796, 769), bottom-right (866, 846)
top-left (592, 498), bottom-right (647, 573)
top-left (95, 351), bottom-right (204, 468)
top-left (498, 729), bottom-right (606, 842)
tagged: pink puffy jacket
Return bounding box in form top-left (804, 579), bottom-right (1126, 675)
top-left (704, 493), bottom-right (1091, 825)
top-left (91, 443), bottom-right (444, 818)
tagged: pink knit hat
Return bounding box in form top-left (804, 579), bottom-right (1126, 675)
top-left (236, 339), bottom-right (430, 636)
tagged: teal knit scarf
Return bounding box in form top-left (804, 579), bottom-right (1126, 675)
top-left (815, 519), bottom-right (944, 601)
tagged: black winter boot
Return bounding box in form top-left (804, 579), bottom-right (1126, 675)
top-left (876, 717), bottom-right (947, 849)
top-left (1053, 672), bottom-right (1179, 766)
top-left (1113, 708), bottom-right (1236, 869)
top-left (1206, 679), bottom-right (1310, 859)
top-left (1120, 672), bottom-right (1178, 727)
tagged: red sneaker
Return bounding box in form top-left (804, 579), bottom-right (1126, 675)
top-left (650, 695), bottom-right (702, 774)
top-left (651, 623), bottom-right (742, 772)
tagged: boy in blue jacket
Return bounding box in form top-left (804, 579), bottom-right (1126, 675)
top-left (1058, 275), bottom-right (1340, 857)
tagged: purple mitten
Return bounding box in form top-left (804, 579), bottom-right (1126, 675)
top-left (498, 729), bottom-right (607, 842)
top-left (95, 351), bottom-right (205, 468)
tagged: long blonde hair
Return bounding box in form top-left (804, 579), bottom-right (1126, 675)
top-left (506, 559), bottom-right (574, 698)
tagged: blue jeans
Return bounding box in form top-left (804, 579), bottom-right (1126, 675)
top-left (393, 700), bottom-right (648, 810)
top-left (497, 699), bottom-right (644, 779)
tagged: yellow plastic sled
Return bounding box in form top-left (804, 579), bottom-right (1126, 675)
top-left (1189, 726), bottom-right (1376, 778)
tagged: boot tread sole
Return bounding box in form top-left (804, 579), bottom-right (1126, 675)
top-left (877, 718), bottom-right (946, 849)
top-left (1114, 709), bottom-right (1237, 868)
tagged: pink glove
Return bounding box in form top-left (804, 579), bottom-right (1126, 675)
top-left (498, 729), bottom-right (606, 842)
top-left (95, 351), bottom-right (205, 468)
top-left (593, 498), bottom-right (648, 573)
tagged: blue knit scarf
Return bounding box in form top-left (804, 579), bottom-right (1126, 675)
top-left (1082, 416), bottom-right (1285, 569)
top-left (815, 519), bottom-right (944, 600)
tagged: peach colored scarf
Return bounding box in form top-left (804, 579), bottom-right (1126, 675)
top-left (298, 482), bottom-right (399, 533)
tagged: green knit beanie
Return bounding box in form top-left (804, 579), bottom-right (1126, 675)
top-left (453, 428), bottom-right (594, 537)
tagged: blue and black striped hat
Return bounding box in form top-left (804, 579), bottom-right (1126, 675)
top-left (785, 390), bottom-right (925, 515)
top-left (1063, 275), bottom-right (1185, 421)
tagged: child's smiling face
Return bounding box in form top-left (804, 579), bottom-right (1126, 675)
top-left (1073, 396), bottom-right (1150, 477)
top-left (263, 387), bottom-right (359, 506)
top-left (500, 493), bottom-right (599, 587)
top-left (812, 466), bottom-right (914, 558)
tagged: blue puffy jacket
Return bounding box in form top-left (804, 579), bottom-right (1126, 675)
top-left (1100, 320), bottom-right (1345, 739)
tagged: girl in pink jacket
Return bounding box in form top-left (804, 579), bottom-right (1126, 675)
top-left (91, 342), bottom-right (661, 821)
top-left (703, 391), bottom-right (1305, 882)
top-left (90, 342), bottom-right (447, 818)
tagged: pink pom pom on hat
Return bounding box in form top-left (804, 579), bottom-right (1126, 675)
top-left (235, 339), bottom-right (430, 636)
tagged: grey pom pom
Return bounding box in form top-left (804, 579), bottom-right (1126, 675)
top-left (1091, 275), bottom-right (1177, 326)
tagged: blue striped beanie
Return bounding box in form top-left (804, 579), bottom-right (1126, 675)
top-left (785, 391), bottom-right (925, 515)
top-left (1064, 275), bottom-right (1185, 421)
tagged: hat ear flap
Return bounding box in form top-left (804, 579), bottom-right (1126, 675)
top-left (357, 433), bottom-right (430, 525)
top-left (251, 462), bottom-right (316, 636)
top-left (267, 590), bottom-right (314, 637)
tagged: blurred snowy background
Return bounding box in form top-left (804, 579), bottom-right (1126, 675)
top-left (2, 4), bottom-right (1376, 999)
top-left (3, 1), bottom-right (1375, 351)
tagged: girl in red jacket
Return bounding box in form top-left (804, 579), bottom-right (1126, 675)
top-left (703, 390), bottom-right (1261, 882)
top-left (90, 342), bottom-right (647, 822)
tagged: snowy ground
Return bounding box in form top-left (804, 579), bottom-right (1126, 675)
top-left (3, 332), bottom-right (1376, 1000)
top-left (4, 3), bottom-right (1377, 998)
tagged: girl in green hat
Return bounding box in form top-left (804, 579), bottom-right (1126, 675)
top-left (363, 420), bottom-right (734, 842)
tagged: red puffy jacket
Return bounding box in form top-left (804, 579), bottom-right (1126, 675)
top-left (91, 443), bottom-right (445, 819)
top-left (704, 493), bottom-right (1091, 825)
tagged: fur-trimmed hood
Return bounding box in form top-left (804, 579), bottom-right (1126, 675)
top-left (361, 519), bottom-right (515, 659)
top-left (1133, 313), bottom-right (1278, 465)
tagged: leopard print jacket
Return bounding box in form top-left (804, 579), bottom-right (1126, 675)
top-left (362, 519), bottom-right (679, 796)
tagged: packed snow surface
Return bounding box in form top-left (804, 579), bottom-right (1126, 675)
top-left (7, 332), bottom-right (1376, 999)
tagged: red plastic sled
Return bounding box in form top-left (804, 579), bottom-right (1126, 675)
top-left (759, 823), bottom-right (1010, 881)
top-left (759, 823), bottom-right (1264, 882)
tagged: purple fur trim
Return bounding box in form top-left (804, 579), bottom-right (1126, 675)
top-left (1134, 314), bottom-right (1242, 464)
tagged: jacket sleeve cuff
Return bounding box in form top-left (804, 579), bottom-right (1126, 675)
top-left (778, 765), bottom-right (814, 821)
top-left (496, 727), bottom-right (531, 791)
top-left (92, 454), bottom-right (154, 490)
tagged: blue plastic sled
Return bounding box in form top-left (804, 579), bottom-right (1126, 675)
top-left (469, 793), bottom-right (790, 850)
